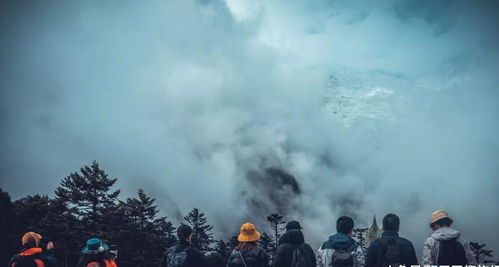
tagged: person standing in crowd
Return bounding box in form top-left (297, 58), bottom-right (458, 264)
top-left (227, 222), bottom-right (269, 267)
top-left (365, 213), bottom-right (418, 267)
top-left (77, 238), bottom-right (117, 267)
top-left (160, 224), bottom-right (207, 267)
top-left (9, 232), bottom-right (58, 267)
top-left (317, 216), bottom-right (365, 267)
top-left (273, 220), bottom-right (316, 267)
top-left (422, 210), bottom-right (477, 266)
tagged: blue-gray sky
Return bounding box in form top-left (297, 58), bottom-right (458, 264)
top-left (1, 0), bottom-right (499, 255)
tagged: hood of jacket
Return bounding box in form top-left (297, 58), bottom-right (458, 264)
top-left (431, 227), bottom-right (461, 241)
top-left (322, 233), bottom-right (356, 250)
top-left (278, 229), bottom-right (305, 245)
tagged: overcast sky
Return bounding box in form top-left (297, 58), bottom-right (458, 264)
top-left (1, 0), bottom-right (499, 255)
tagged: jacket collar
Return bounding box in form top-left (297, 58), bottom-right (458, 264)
top-left (382, 230), bottom-right (399, 237)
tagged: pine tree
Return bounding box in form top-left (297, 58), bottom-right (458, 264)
top-left (13, 194), bottom-right (52, 233)
top-left (266, 213), bottom-right (285, 260)
top-left (158, 219), bottom-right (177, 249)
top-left (184, 208), bottom-right (214, 253)
top-left (258, 232), bottom-right (274, 264)
top-left (470, 242), bottom-right (496, 264)
top-left (55, 161), bottom-right (120, 239)
top-left (353, 228), bottom-right (368, 251)
top-left (0, 189), bottom-right (17, 266)
top-left (213, 240), bottom-right (231, 264)
top-left (120, 189), bottom-right (175, 266)
top-left (227, 235), bottom-right (239, 251)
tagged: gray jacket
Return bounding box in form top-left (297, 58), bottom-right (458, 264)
top-left (422, 227), bottom-right (477, 265)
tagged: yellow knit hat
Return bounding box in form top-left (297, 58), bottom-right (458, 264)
top-left (237, 223), bottom-right (261, 242)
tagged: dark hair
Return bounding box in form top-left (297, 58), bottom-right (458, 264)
top-left (235, 242), bottom-right (257, 252)
top-left (177, 224), bottom-right (193, 240)
top-left (336, 216), bottom-right (354, 234)
top-left (434, 217), bottom-right (453, 227)
top-left (382, 213), bottom-right (400, 231)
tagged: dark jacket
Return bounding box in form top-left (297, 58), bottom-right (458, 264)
top-left (273, 229), bottom-right (316, 267)
top-left (365, 231), bottom-right (418, 267)
top-left (9, 247), bottom-right (57, 267)
top-left (160, 240), bottom-right (207, 267)
top-left (228, 244), bottom-right (269, 267)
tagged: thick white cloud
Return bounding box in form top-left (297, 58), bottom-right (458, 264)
top-left (1, 0), bottom-right (498, 255)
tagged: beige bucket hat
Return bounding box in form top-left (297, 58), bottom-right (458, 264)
top-left (430, 210), bottom-right (453, 227)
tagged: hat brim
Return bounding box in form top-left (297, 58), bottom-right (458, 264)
top-left (238, 231), bottom-right (261, 242)
top-left (81, 248), bottom-right (101, 255)
top-left (430, 217), bottom-right (453, 227)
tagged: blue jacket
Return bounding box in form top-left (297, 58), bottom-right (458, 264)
top-left (317, 233), bottom-right (365, 267)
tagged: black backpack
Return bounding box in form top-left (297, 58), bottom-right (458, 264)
top-left (166, 246), bottom-right (189, 267)
top-left (377, 238), bottom-right (402, 267)
top-left (290, 244), bottom-right (313, 267)
top-left (437, 238), bottom-right (467, 266)
top-left (330, 245), bottom-right (355, 267)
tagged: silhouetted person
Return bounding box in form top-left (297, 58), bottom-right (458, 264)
top-left (317, 216), bottom-right (365, 267)
top-left (365, 213), bottom-right (418, 267)
top-left (77, 238), bottom-right (117, 267)
top-left (227, 222), bottom-right (269, 267)
top-left (273, 220), bottom-right (316, 267)
top-left (9, 232), bottom-right (57, 267)
top-left (160, 224), bottom-right (207, 267)
top-left (422, 210), bottom-right (477, 266)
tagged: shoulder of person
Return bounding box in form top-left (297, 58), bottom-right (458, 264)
top-left (319, 240), bottom-right (333, 250)
top-left (9, 254), bottom-right (22, 263)
top-left (424, 235), bottom-right (435, 244)
top-left (396, 236), bottom-right (415, 246)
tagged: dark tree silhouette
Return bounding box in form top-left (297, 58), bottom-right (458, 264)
top-left (470, 242), bottom-right (497, 264)
top-left (353, 228), bottom-right (368, 251)
top-left (258, 232), bottom-right (274, 263)
top-left (121, 189), bottom-right (175, 266)
top-left (266, 213), bottom-right (285, 260)
top-left (0, 189), bottom-right (17, 265)
top-left (55, 161), bottom-right (120, 239)
top-left (227, 235), bottom-right (239, 251)
top-left (184, 208), bottom-right (214, 253)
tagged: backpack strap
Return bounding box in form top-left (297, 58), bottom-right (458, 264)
top-left (238, 250), bottom-right (248, 267)
top-left (34, 259), bottom-right (45, 267)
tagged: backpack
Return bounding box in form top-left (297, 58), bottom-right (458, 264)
top-left (330, 246), bottom-right (355, 267)
top-left (377, 238), bottom-right (402, 267)
top-left (437, 238), bottom-right (467, 266)
top-left (166, 246), bottom-right (189, 267)
top-left (290, 244), bottom-right (313, 267)
top-left (228, 249), bottom-right (258, 267)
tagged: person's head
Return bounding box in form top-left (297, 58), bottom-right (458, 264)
top-left (336, 216), bottom-right (354, 236)
top-left (21, 232), bottom-right (42, 249)
top-left (236, 223), bottom-right (260, 252)
top-left (382, 213), bottom-right (400, 232)
top-left (177, 224), bottom-right (193, 242)
top-left (285, 220), bottom-right (302, 231)
top-left (82, 238), bottom-right (105, 255)
top-left (430, 210), bottom-right (453, 230)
